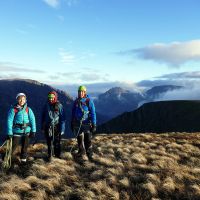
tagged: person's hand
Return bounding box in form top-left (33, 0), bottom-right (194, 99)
top-left (91, 124), bottom-right (96, 133)
top-left (7, 135), bottom-right (13, 140)
top-left (29, 132), bottom-right (36, 138)
top-left (61, 132), bottom-right (64, 136)
top-left (41, 129), bottom-right (45, 134)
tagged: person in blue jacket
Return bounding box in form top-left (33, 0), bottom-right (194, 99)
top-left (71, 86), bottom-right (96, 159)
top-left (41, 91), bottom-right (65, 161)
top-left (7, 93), bottom-right (36, 163)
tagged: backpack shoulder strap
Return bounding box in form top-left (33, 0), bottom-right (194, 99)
top-left (14, 106), bottom-right (29, 114)
top-left (26, 107), bottom-right (29, 113)
top-left (14, 107), bottom-right (18, 114)
top-left (86, 98), bottom-right (90, 109)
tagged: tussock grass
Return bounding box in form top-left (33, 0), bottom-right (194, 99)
top-left (0, 132), bottom-right (200, 199)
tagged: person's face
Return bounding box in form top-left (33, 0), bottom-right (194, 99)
top-left (48, 94), bottom-right (56, 104)
top-left (78, 90), bottom-right (86, 98)
top-left (17, 96), bottom-right (26, 106)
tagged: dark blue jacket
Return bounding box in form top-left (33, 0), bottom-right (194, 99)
top-left (42, 101), bottom-right (66, 133)
top-left (71, 95), bottom-right (96, 125)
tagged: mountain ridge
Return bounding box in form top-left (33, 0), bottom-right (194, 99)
top-left (97, 100), bottom-right (200, 133)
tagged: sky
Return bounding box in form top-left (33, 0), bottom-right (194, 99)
top-left (1, 0), bottom-right (200, 96)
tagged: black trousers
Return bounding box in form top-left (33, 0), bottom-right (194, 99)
top-left (12, 135), bottom-right (30, 159)
top-left (74, 124), bottom-right (92, 155)
top-left (45, 126), bottom-right (61, 158)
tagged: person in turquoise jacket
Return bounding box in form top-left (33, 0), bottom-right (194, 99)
top-left (7, 93), bottom-right (36, 163)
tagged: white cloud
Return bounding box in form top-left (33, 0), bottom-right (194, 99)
top-left (43, 0), bottom-right (78, 8)
top-left (0, 62), bottom-right (45, 73)
top-left (155, 86), bottom-right (200, 101)
top-left (43, 0), bottom-right (59, 8)
top-left (156, 71), bottom-right (200, 79)
top-left (59, 48), bottom-right (75, 65)
top-left (121, 40), bottom-right (200, 67)
top-left (79, 73), bottom-right (106, 82)
top-left (53, 81), bottom-right (141, 98)
top-left (64, 0), bottom-right (78, 7)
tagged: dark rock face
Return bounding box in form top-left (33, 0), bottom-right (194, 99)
top-left (98, 100), bottom-right (200, 133)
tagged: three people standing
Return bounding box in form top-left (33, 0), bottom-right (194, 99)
top-left (5, 86), bottom-right (96, 164)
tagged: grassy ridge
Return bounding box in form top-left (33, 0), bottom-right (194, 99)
top-left (0, 133), bottom-right (200, 199)
top-left (98, 100), bottom-right (200, 133)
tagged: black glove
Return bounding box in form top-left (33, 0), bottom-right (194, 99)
top-left (29, 132), bottom-right (36, 138)
top-left (7, 135), bottom-right (13, 140)
top-left (91, 124), bottom-right (96, 133)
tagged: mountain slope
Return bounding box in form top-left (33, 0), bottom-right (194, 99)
top-left (98, 100), bottom-right (200, 133)
top-left (0, 79), bottom-right (73, 141)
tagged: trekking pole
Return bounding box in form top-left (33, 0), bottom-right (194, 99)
top-left (3, 138), bottom-right (13, 170)
top-left (0, 140), bottom-right (7, 149)
top-left (50, 124), bottom-right (55, 158)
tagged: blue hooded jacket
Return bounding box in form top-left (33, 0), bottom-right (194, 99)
top-left (7, 103), bottom-right (36, 136)
top-left (71, 95), bottom-right (96, 125)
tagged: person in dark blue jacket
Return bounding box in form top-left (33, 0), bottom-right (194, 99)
top-left (42, 91), bottom-right (65, 161)
top-left (71, 86), bottom-right (96, 159)
top-left (7, 93), bottom-right (36, 163)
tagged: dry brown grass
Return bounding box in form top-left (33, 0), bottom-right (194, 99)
top-left (0, 132), bottom-right (200, 199)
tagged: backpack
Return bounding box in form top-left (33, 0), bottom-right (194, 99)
top-left (13, 106), bottom-right (30, 125)
top-left (14, 107), bottom-right (29, 114)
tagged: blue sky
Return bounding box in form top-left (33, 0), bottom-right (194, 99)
top-left (1, 0), bottom-right (200, 95)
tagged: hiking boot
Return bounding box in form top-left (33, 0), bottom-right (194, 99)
top-left (87, 152), bottom-right (93, 160)
top-left (81, 154), bottom-right (88, 161)
top-left (46, 155), bottom-right (52, 162)
top-left (76, 149), bottom-right (85, 157)
top-left (21, 158), bottom-right (27, 163)
top-left (20, 154), bottom-right (27, 163)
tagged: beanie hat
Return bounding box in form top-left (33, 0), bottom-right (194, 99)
top-left (48, 91), bottom-right (58, 104)
top-left (16, 93), bottom-right (26, 100)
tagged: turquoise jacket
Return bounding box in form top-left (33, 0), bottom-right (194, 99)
top-left (7, 103), bottom-right (36, 136)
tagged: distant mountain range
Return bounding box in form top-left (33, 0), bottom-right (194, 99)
top-left (94, 87), bottom-right (144, 121)
top-left (97, 100), bottom-right (200, 133)
top-left (94, 85), bottom-right (184, 122)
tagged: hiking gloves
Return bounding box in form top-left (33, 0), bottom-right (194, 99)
top-left (29, 132), bottom-right (36, 138)
top-left (91, 124), bottom-right (96, 133)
